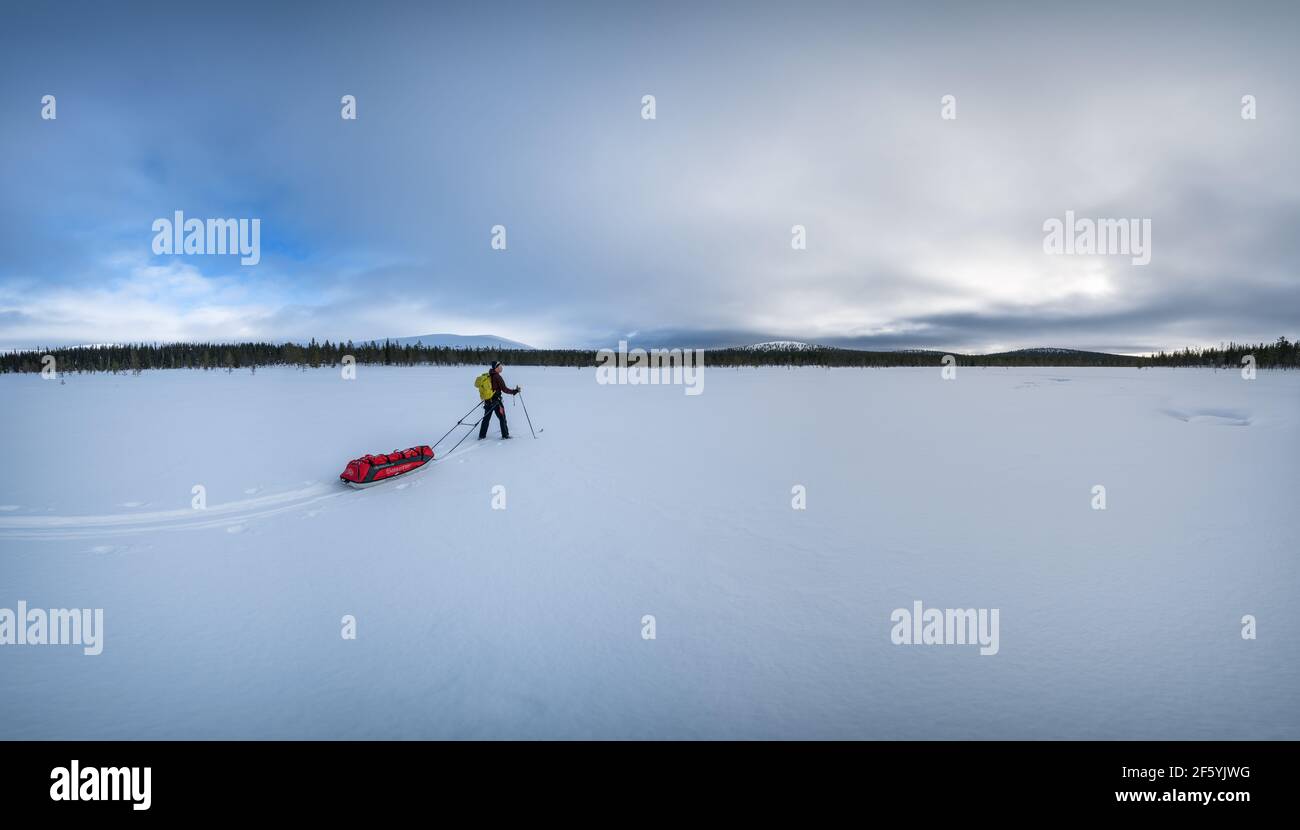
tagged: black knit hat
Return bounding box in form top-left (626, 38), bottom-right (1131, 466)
top-left (490, 361), bottom-right (501, 371)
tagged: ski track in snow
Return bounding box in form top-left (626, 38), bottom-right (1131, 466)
top-left (0, 438), bottom-right (486, 541)
top-left (1161, 406), bottom-right (1253, 426)
top-left (0, 482), bottom-right (347, 540)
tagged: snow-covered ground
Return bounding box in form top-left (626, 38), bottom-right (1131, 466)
top-left (1, 365), bottom-right (1296, 739)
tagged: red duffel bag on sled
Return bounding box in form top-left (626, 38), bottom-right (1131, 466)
top-left (339, 445), bottom-right (434, 488)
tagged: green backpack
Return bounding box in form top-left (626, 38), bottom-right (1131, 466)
top-left (474, 372), bottom-right (495, 401)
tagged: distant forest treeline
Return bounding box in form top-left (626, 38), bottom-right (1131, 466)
top-left (1, 337), bottom-right (1297, 373)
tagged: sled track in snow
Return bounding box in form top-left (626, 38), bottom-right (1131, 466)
top-left (0, 482), bottom-right (350, 541)
top-left (0, 442), bottom-right (490, 542)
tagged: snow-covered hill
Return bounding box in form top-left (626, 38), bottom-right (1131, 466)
top-left (1000, 347), bottom-right (1091, 355)
top-left (374, 333), bottom-right (535, 350)
top-left (738, 340), bottom-right (821, 351)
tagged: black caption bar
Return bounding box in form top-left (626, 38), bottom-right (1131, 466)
top-left (2, 741), bottom-right (1290, 817)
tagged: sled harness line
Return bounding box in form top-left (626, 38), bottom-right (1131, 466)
top-left (430, 401), bottom-right (488, 458)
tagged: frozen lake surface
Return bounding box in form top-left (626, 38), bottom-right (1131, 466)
top-left (1, 365), bottom-right (1296, 738)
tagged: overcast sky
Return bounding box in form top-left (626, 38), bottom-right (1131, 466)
top-left (1, 0), bottom-right (1296, 353)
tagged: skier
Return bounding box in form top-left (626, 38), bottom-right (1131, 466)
top-left (476, 361), bottom-right (521, 440)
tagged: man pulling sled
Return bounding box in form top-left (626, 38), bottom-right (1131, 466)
top-left (339, 360), bottom-right (533, 487)
top-left (474, 360), bottom-right (521, 440)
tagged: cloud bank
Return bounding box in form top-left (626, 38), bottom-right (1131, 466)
top-left (1, 0), bottom-right (1296, 353)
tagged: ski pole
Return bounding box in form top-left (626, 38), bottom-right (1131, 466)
top-left (518, 392), bottom-right (537, 439)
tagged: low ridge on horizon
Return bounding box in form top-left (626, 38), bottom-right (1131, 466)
top-left (376, 333), bottom-right (536, 350)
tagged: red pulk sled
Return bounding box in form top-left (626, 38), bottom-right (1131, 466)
top-left (339, 445), bottom-right (434, 488)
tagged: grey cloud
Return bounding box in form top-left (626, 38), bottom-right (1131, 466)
top-left (1, 0), bottom-right (1297, 352)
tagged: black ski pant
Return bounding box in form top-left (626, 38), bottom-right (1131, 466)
top-left (479, 396), bottom-right (509, 438)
